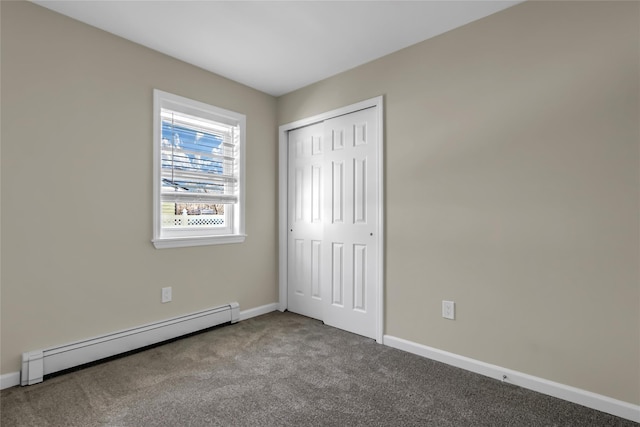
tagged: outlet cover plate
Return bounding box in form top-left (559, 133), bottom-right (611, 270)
top-left (162, 287), bottom-right (172, 303)
top-left (442, 300), bottom-right (455, 320)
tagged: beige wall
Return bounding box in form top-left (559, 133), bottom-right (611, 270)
top-left (279, 1), bottom-right (639, 404)
top-left (1, 2), bottom-right (278, 374)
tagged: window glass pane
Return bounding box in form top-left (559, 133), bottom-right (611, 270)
top-left (161, 116), bottom-right (227, 198)
top-left (160, 111), bottom-right (235, 230)
top-left (161, 202), bottom-right (227, 229)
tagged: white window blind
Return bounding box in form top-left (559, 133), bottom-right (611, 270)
top-left (160, 109), bottom-right (240, 205)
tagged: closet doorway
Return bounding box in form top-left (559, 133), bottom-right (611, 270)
top-left (278, 97), bottom-right (384, 342)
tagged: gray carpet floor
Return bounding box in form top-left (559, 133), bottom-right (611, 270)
top-left (1, 311), bottom-right (636, 426)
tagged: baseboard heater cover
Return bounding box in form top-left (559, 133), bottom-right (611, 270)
top-left (21, 302), bottom-right (240, 386)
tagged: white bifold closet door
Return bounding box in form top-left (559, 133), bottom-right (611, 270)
top-left (287, 107), bottom-right (379, 339)
top-left (287, 121), bottom-right (325, 321)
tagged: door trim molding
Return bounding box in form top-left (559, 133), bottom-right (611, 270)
top-left (278, 96), bottom-right (384, 343)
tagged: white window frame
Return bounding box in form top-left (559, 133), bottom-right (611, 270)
top-left (152, 89), bottom-right (246, 249)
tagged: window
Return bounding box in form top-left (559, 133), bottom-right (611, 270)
top-left (152, 90), bottom-right (245, 248)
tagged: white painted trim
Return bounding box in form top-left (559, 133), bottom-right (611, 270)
top-left (0, 372), bottom-right (21, 390)
top-left (239, 303), bottom-right (278, 321)
top-left (384, 335), bottom-right (640, 423)
top-left (152, 234), bottom-right (246, 249)
top-left (278, 96), bottom-right (385, 343)
top-left (374, 99), bottom-right (384, 344)
top-left (278, 117), bottom-right (289, 313)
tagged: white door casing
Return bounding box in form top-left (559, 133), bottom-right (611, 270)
top-left (278, 97), bottom-right (384, 343)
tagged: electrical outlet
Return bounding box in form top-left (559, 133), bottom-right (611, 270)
top-left (162, 287), bottom-right (172, 303)
top-left (442, 300), bottom-right (455, 320)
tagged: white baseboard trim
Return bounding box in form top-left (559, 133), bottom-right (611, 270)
top-left (383, 335), bottom-right (639, 423)
top-left (1, 372), bottom-right (21, 390)
top-left (239, 303), bottom-right (279, 321)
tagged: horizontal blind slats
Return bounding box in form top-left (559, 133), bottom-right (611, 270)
top-left (161, 170), bottom-right (237, 184)
top-left (161, 110), bottom-right (238, 135)
top-left (161, 146), bottom-right (236, 163)
top-left (161, 192), bottom-right (238, 204)
top-left (161, 107), bottom-right (239, 206)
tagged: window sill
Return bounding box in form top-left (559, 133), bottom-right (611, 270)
top-left (152, 234), bottom-right (246, 249)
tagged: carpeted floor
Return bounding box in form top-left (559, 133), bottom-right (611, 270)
top-left (1, 311), bottom-right (635, 426)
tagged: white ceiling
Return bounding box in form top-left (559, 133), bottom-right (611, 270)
top-left (32, 1), bottom-right (522, 96)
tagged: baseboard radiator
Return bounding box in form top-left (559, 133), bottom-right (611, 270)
top-left (21, 302), bottom-right (240, 386)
